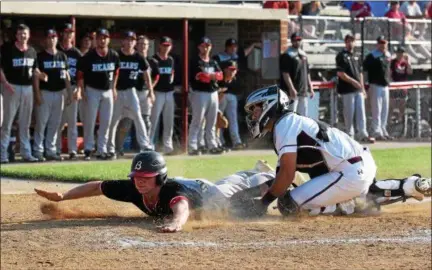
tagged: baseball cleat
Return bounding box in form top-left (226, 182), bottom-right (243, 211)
top-left (254, 160), bottom-right (274, 173)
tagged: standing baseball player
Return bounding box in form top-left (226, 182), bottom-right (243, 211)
top-left (279, 33), bottom-right (314, 116)
top-left (189, 37), bottom-right (224, 155)
top-left (77, 28), bottom-right (120, 160)
top-left (56, 23), bottom-right (83, 160)
top-left (33, 28), bottom-right (71, 161)
top-left (0, 24), bottom-right (40, 163)
top-left (35, 151), bottom-right (277, 232)
top-left (240, 85), bottom-right (431, 217)
top-left (106, 30), bottom-right (154, 159)
top-left (149, 36), bottom-right (176, 155)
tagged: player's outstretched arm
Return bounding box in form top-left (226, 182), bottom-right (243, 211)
top-left (158, 199), bottom-right (190, 233)
top-left (34, 181), bottom-right (103, 202)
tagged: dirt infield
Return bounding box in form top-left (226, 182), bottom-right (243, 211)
top-left (1, 192), bottom-right (431, 270)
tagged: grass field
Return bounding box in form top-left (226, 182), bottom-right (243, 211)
top-left (0, 147), bottom-right (430, 182)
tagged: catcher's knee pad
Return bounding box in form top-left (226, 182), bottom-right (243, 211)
top-left (277, 191), bottom-right (299, 216)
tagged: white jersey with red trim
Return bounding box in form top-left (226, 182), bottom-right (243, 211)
top-left (273, 113), bottom-right (365, 177)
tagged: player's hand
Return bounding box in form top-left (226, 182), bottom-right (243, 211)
top-left (309, 89), bottom-right (315, 99)
top-left (3, 82), bottom-right (15, 93)
top-left (157, 222), bottom-right (182, 233)
top-left (39, 72), bottom-right (48, 82)
top-left (147, 91), bottom-right (155, 104)
top-left (289, 88), bottom-right (298, 99)
top-left (35, 94), bottom-right (43, 106)
top-left (353, 81), bottom-right (363, 90)
top-left (73, 89), bottom-right (82, 101)
top-left (362, 90), bottom-right (367, 99)
top-left (112, 89), bottom-right (118, 101)
top-left (34, 188), bottom-right (64, 202)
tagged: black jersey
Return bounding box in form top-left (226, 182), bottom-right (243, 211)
top-left (190, 56), bottom-right (222, 92)
top-left (218, 77), bottom-right (241, 95)
top-left (150, 54), bottom-right (175, 92)
top-left (136, 56), bottom-right (154, 91)
top-left (37, 50), bottom-right (69, 91)
top-left (77, 48), bottom-right (120, 90)
top-left (100, 179), bottom-right (204, 217)
top-left (57, 45), bottom-right (82, 85)
top-left (117, 50), bottom-right (149, 91)
top-left (0, 43), bottom-right (38, 86)
top-left (279, 47), bottom-right (310, 96)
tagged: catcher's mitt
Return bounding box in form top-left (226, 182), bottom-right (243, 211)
top-left (216, 111), bottom-right (229, 129)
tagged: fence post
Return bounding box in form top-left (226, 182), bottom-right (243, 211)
top-left (401, 18), bottom-right (406, 46)
top-left (387, 19), bottom-right (392, 53)
top-left (299, 15), bottom-right (304, 38)
top-left (416, 86), bottom-right (421, 138)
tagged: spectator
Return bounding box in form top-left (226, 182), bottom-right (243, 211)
top-left (385, 1), bottom-right (412, 37)
top-left (390, 46), bottom-right (412, 123)
top-left (363, 36), bottom-right (393, 141)
top-left (1, 24), bottom-right (41, 163)
top-left (350, 1), bottom-right (373, 17)
top-left (301, 1), bottom-right (327, 39)
top-left (188, 37), bottom-right (224, 155)
top-left (427, 1), bottom-right (432, 18)
top-left (79, 31), bottom-right (94, 56)
top-left (263, 0), bottom-right (288, 11)
top-left (279, 33), bottom-right (314, 117)
top-left (149, 36), bottom-right (176, 155)
top-left (400, 0), bottom-right (427, 37)
top-left (213, 38), bottom-right (259, 70)
top-left (33, 28), bottom-right (71, 161)
top-left (336, 34), bottom-right (375, 143)
top-left (288, 1), bottom-right (303, 36)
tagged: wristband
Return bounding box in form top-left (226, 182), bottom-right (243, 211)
top-left (261, 192), bottom-right (277, 206)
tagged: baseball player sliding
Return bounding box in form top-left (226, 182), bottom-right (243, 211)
top-left (35, 151), bottom-right (285, 233)
top-left (106, 30), bottom-right (154, 159)
top-left (239, 85), bottom-right (431, 217)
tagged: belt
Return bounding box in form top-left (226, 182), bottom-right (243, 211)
top-left (347, 156), bottom-right (363, 164)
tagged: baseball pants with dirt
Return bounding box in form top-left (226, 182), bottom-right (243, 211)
top-left (33, 90), bottom-right (65, 156)
top-left (0, 84), bottom-right (34, 160)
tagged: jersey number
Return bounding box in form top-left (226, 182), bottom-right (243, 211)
top-left (129, 71), bottom-right (139, 80)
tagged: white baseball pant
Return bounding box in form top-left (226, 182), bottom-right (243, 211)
top-left (188, 91), bottom-right (219, 151)
top-left (137, 90), bottom-right (152, 131)
top-left (341, 92), bottom-right (369, 139)
top-left (0, 84), bottom-right (34, 160)
top-left (290, 147), bottom-right (376, 210)
top-left (218, 93), bottom-right (242, 145)
top-left (33, 90), bottom-right (65, 156)
top-left (84, 86), bottom-right (114, 154)
top-left (56, 86), bottom-right (79, 154)
top-left (291, 96), bottom-right (309, 117)
top-left (150, 91), bottom-right (175, 153)
top-left (107, 87), bottom-right (151, 153)
top-left (369, 84), bottom-right (390, 138)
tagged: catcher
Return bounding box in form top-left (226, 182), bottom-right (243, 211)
top-left (35, 151), bottom-right (299, 233)
top-left (239, 85), bottom-right (431, 217)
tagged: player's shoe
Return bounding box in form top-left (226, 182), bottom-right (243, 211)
top-left (254, 160), bottom-right (274, 173)
top-left (404, 174), bottom-right (431, 201)
top-left (46, 154), bottom-right (64, 161)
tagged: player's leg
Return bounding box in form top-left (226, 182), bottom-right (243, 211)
top-left (296, 96), bottom-right (309, 117)
top-left (18, 85), bottom-right (36, 161)
top-left (106, 90), bottom-right (124, 157)
top-left (83, 87), bottom-right (101, 159)
top-left (0, 85), bottom-right (20, 162)
top-left (226, 93), bottom-right (243, 148)
top-left (127, 88), bottom-right (151, 151)
top-left (56, 90), bottom-right (68, 155)
top-left (217, 93), bottom-right (227, 148)
top-left (380, 86), bottom-right (390, 138)
top-left (341, 93), bottom-right (355, 138)
top-left (115, 118), bottom-right (133, 154)
top-left (32, 90), bottom-right (51, 161)
top-left (204, 91), bottom-right (220, 152)
top-left (161, 91), bottom-right (175, 154)
top-left (354, 92), bottom-right (370, 140)
top-left (369, 84), bottom-right (383, 138)
top-left (149, 91), bottom-right (165, 147)
top-left (188, 91), bottom-right (207, 154)
top-left (44, 91), bottom-right (65, 160)
top-left (138, 90), bottom-right (152, 131)
top-left (66, 98), bottom-right (79, 158)
top-left (290, 98), bottom-right (299, 112)
top-left (96, 89), bottom-right (114, 157)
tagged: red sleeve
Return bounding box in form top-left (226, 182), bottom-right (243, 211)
top-left (214, 71), bottom-right (223, 81)
top-left (76, 71), bottom-right (84, 81)
top-left (169, 196), bottom-right (189, 208)
top-left (263, 1), bottom-right (277, 9)
top-left (351, 3), bottom-right (360, 11)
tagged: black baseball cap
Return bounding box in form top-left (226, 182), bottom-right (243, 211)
top-left (123, 30), bottom-right (136, 40)
top-left (344, 33), bottom-right (355, 41)
top-left (160, 36), bottom-right (172, 46)
top-left (225, 38), bottom-right (238, 47)
top-left (290, 32), bottom-right (302, 41)
top-left (225, 60), bottom-right (238, 70)
top-left (61, 23), bottom-right (74, 33)
top-left (199, 36), bottom-right (212, 46)
top-left (377, 35), bottom-right (388, 44)
top-left (44, 28), bottom-right (58, 38)
top-left (396, 46), bottom-right (406, 53)
top-left (96, 28), bottom-right (110, 38)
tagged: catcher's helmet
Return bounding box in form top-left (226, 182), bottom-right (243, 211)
top-left (128, 151), bottom-right (168, 186)
top-left (244, 85), bottom-right (290, 139)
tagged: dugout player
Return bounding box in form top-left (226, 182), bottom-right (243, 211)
top-left (363, 36), bottom-right (393, 141)
top-left (56, 23), bottom-right (83, 160)
top-left (77, 28), bottom-right (120, 160)
top-left (106, 30), bottom-right (154, 159)
top-left (35, 151), bottom-right (278, 233)
top-left (0, 24), bottom-right (41, 163)
top-left (149, 36), bottom-right (176, 155)
top-left (33, 28), bottom-right (72, 161)
top-left (335, 34), bottom-right (374, 144)
top-left (240, 85), bottom-right (431, 217)
top-left (279, 33), bottom-right (314, 117)
top-left (188, 37), bottom-right (224, 156)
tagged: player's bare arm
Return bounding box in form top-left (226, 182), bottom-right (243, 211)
top-left (112, 69), bottom-right (119, 100)
top-left (308, 74), bottom-right (314, 98)
top-left (158, 199), bottom-right (190, 233)
top-left (35, 181), bottom-right (103, 202)
top-left (283, 72), bottom-right (297, 98)
top-left (0, 68), bottom-right (14, 93)
top-left (33, 71), bottom-right (42, 106)
top-left (76, 71), bottom-right (85, 101)
top-left (143, 69), bottom-right (155, 103)
top-left (268, 153), bottom-right (297, 197)
top-left (337, 71), bottom-right (362, 90)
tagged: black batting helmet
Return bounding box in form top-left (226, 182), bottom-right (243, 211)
top-left (128, 151), bottom-right (168, 186)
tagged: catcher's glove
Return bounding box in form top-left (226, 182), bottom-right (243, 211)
top-left (216, 111), bottom-right (229, 129)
